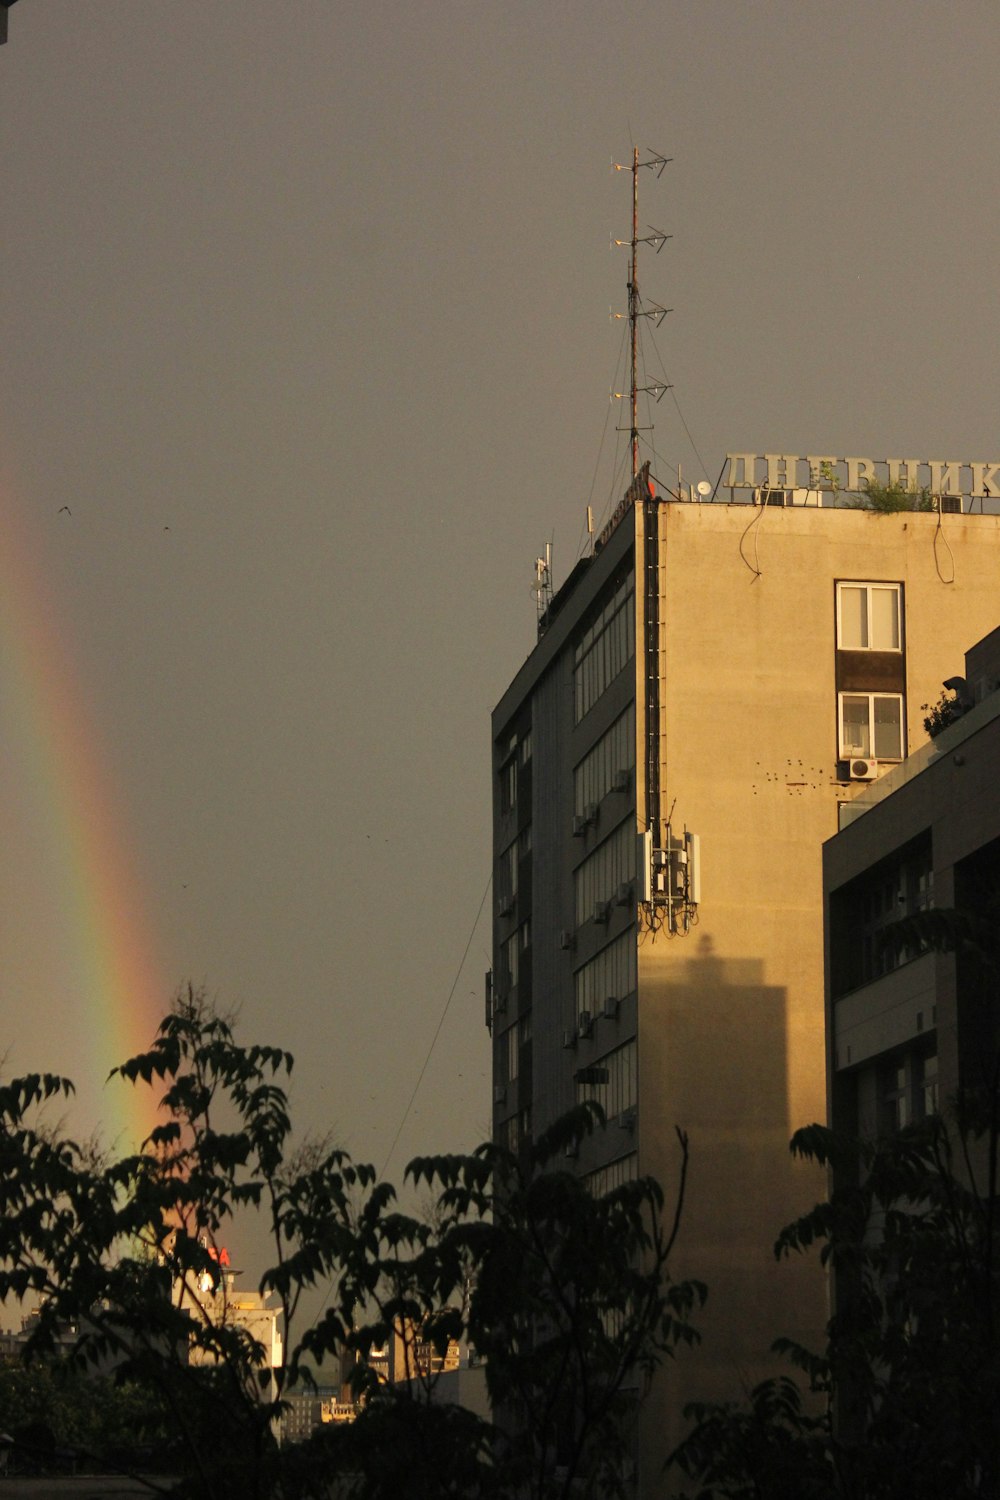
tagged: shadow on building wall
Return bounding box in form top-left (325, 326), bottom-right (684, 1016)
top-left (641, 933), bottom-right (791, 1250)
top-left (638, 934), bottom-right (825, 1471)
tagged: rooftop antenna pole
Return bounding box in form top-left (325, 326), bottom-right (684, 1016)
top-left (629, 146), bottom-right (639, 480)
top-left (613, 148), bottom-right (672, 480)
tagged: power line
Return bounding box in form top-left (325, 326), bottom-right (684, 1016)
top-left (307, 867), bottom-right (494, 1336)
top-left (377, 867), bottom-right (493, 1183)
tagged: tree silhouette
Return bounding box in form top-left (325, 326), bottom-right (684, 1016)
top-left (0, 987), bottom-right (701, 1498)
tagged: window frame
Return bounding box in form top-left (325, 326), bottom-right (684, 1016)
top-left (836, 581), bottom-right (903, 652)
top-left (838, 690), bottom-right (905, 761)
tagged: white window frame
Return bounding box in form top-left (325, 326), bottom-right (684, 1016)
top-left (836, 581), bottom-right (902, 652)
top-left (838, 691), bottom-right (904, 760)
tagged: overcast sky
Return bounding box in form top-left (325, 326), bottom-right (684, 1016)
top-left (1, 2), bottom-right (998, 1262)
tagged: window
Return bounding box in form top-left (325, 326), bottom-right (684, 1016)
top-left (830, 835), bottom-right (933, 996)
top-left (879, 1048), bottom-right (938, 1134)
top-left (882, 1061), bottom-right (910, 1131)
top-left (859, 846), bottom-right (933, 983)
top-left (503, 1023), bottom-right (518, 1084)
top-left (585, 1153), bottom-right (637, 1198)
top-left (576, 1039), bottom-right (637, 1120)
top-left (837, 582), bottom-right (902, 651)
top-left (501, 932), bottom-right (519, 989)
top-left (574, 820), bottom-right (637, 927)
top-left (497, 840), bottom-right (518, 909)
top-left (573, 704), bottom-right (636, 817)
top-left (839, 692), bottom-right (904, 759)
top-left (573, 572), bottom-right (635, 723)
top-left (499, 755), bottom-right (516, 813)
top-left (575, 931), bottom-right (636, 1024)
top-left (919, 1053), bottom-right (939, 1117)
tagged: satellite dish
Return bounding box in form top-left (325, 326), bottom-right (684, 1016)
top-left (696, 481), bottom-right (712, 497)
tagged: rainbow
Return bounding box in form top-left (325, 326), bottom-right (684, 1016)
top-left (0, 474), bottom-right (166, 1151)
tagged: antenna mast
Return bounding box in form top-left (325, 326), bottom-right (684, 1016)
top-left (629, 147), bottom-right (639, 478)
top-left (613, 148), bottom-right (672, 479)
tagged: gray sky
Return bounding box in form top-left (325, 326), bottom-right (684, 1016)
top-left (1, 1), bottom-right (998, 1260)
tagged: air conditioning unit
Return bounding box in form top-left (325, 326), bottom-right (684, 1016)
top-left (848, 758), bottom-right (878, 782)
top-left (936, 495), bottom-right (963, 514)
top-left (593, 900), bottom-right (611, 925)
top-left (572, 813), bottom-right (587, 837)
top-left (788, 487), bottom-right (825, 507)
top-left (575, 1064), bottom-right (609, 1085)
top-left (561, 1027), bottom-right (577, 1050)
top-left (585, 802), bottom-right (599, 826)
top-left (496, 895), bottom-right (514, 918)
top-left (493, 990), bottom-right (507, 1017)
top-left (578, 1009), bottom-right (593, 1038)
top-left (493, 1084), bottom-right (506, 1105)
top-left (603, 995), bottom-right (619, 1020)
top-left (618, 1109), bottom-right (637, 1132)
top-left (559, 929), bottom-right (575, 951)
top-left (753, 486), bottom-right (788, 507)
top-left (613, 768), bottom-right (631, 793)
top-left (615, 882), bottom-right (632, 907)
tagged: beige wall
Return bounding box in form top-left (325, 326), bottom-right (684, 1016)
top-left (634, 502), bottom-right (1000, 1475)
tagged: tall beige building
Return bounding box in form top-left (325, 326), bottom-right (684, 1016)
top-left (490, 467), bottom-right (1000, 1489)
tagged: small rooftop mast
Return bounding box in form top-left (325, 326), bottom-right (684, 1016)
top-left (533, 542), bottom-right (553, 627)
top-left (613, 147), bottom-right (672, 479)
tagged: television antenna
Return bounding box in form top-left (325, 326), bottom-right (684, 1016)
top-left (612, 148), bottom-right (672, 478)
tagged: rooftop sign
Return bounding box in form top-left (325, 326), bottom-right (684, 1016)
top-left (725, 454), bottom-right (1000, 499)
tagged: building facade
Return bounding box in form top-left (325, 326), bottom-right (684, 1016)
top-left (825, 624), bottom-right (1000, 1150)
top-left (490, 475), bottom-right (1000, 1484)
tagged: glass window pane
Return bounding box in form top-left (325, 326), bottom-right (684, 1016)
top-left (839, 586), bottom-right (867, 648)
top-left (841, 696), bottom-right (870, 755)
top-left (870, 587), bottom-right (900, 650)
top-left (873, 696), bottom-right (903, 759)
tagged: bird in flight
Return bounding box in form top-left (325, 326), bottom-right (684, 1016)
top-left (58, 506), bottom-right (72, 515)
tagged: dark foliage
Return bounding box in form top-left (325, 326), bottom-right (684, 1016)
top-left (0, 988), bottom-right (701, 1499)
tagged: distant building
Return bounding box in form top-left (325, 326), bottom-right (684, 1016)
top-left (490, 468), bottom-right (1000, 1483)
top-left (825, 624), bottom-right (1000, 1145)
top-left (181, 1247), bottom-right (283, 1373)
top-left (336, 1315), bottom-right (487, 1424)
top-left (279, 1379), bottom-right (346, 1443)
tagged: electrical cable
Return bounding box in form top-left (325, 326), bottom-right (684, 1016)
top-left (603, 334), bottom-right (634, 514)
top-left (306, 866), bottom-right (494, 1336)
top-left (738, 497), bottom-right (767, 579)
top-left (668, 388), bottom-right (712, 486)
top-left (377, 867), bottom-right (494, 1184)
top-left (577, 320), bottom-right (630, 562)
top-left (933, 508), bottom-right (956, 584)
top-left (638, 304), bottom-right (713, 485)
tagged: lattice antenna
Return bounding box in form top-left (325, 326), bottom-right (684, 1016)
top-left (613, 148), bottom-right (672, 478)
